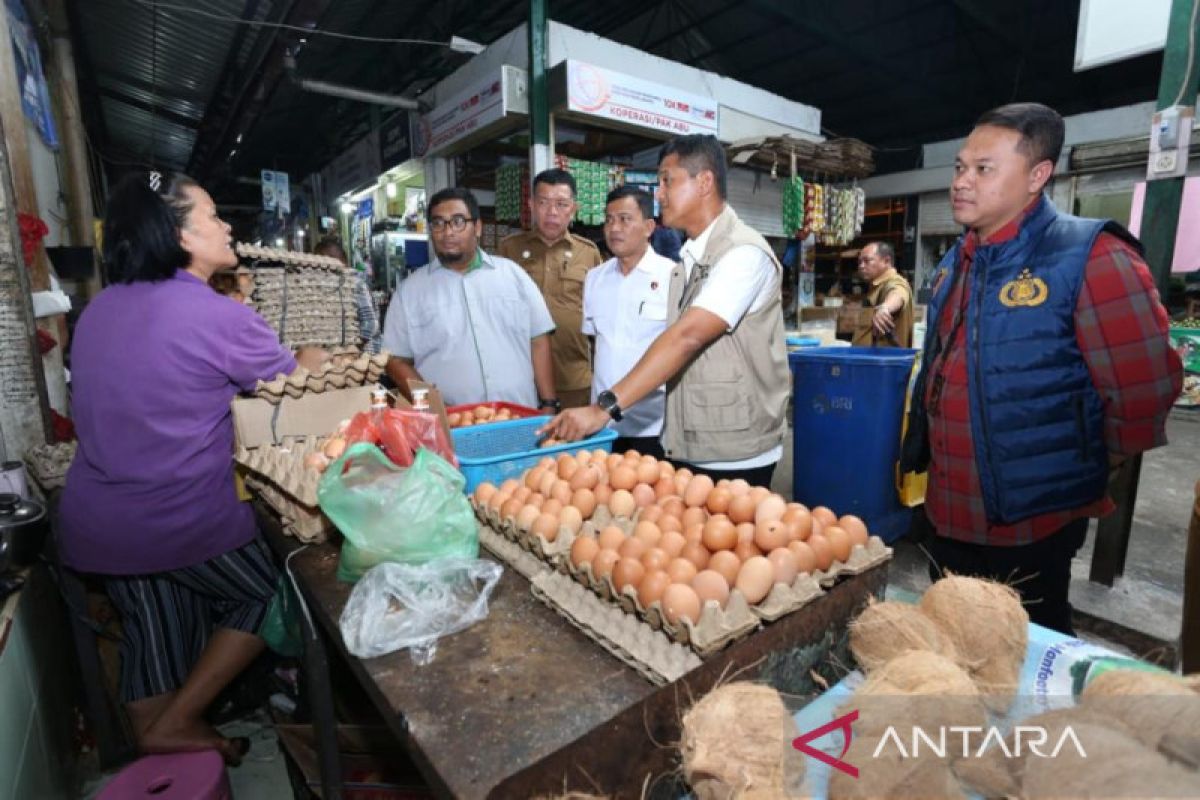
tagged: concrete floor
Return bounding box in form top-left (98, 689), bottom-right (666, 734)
top-left (773, 408), bottom-right (1198, 663)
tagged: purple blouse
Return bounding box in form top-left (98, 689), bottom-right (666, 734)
top-left (60, 271), bottom-right (296, 574)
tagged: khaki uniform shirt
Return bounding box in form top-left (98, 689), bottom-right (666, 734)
top-left (497, 230), bottom-right (603, 392)
top-left (852, 267), bottom-right (914, 348)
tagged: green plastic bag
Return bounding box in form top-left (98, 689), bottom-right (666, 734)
top-left (258, 577), bottom-right (303, 657)
top-left (317, 443), bottom-right (478, 583)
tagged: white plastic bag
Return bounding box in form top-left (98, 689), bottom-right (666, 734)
top-left (338, 558), bottom-right (503, 663)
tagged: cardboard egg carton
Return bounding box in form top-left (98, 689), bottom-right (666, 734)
top-left (236, 242), bottom-right (345, 270)
top-left (253, 352), bottom-right (389, 402)
top-left (23, 441), bottom-right (77, 491)
top-left (234, 434), bottom-right (325, 506)
top-left (811, 537), bottom-right (892, 588)
top-left (243, 473), bottom-right (332, 543)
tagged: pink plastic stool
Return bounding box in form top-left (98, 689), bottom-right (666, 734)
top-left (97, 750), bottom-right (232, 800)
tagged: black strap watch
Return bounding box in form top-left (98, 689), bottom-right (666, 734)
top-left (597, 390), bottom-right (623, 422)
top-left (538, 398), bottom-right (562, 413)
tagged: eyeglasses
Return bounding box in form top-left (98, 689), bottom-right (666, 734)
top-left (429, 215), bottom-right (474, 232)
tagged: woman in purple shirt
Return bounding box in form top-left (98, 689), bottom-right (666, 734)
top-left (61, 172), bottom-right (320, 764)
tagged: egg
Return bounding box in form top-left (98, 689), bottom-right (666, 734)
top-left (526, 466), bottom-right (546, 491)
top-left (754, 519), bottom-right (790, 552)
top-left (323, 435), bottom-right (347, 459)
top-left (681, 541), bottom-right (711, 570)
top-left (812, 506), bottom-right (838, 528)
top-left (591, 448), bottom-right (608, 462)
top-left (653, 476), bottom-right (677, 501)
top-left (807, 533), bottom-right (834, 571)
top-left (474, 482), bottom-right (497, 506)
top-left (657, 461), bottom-right (676, 481)
top-left (754, 494), bottom-right (787, 525)
top-left (825, 526), bottom-right (852, 563)
top-left (606, 453), bottom-right (625, 473)
top-left (557, 455), bottom-right (579, 481)
top-left (661, 583), bottom-right (702, 625)
top-left (618, 536), bottom-right (647, 560)
top-left (681, 506), bottom-right (708, 530)
top-left (550, 480), bottom-right (574, 506)
top-left (633, 520), bottom-right (662, 546)
top-left (734, 540), bottom-right (763, 562)
top-left (538, 456), bottom-right (556, 470)
top-left (659, 531), bottom-right (686, 558)
top-left (675, 467), bottom-right (694, 481)
top-left (692, 570), bottom-right (731, 609)
top-left (575, 449), bottom-right (592, 465)
top-left (782, 506), bottom-right (813, 541)
top-left (591, 548), bottom-right (621, 579)
top-left (666, 557), bottom-right (698, 584)
top-left (657, 515), bottom-right (683, 535)
top-left (702, 516), bottom-right (738, 551)
top-left (538, 471), bottom-right (558, 497)
top-left (571, 536), bottom-right (599, 568)
top-left (659, 496), bottom-right (686, 518)
top-left (767, 548), bottom-right (799, 586)
top-left (641, 547), bottom-right (670, 572)
top-left (516, 504), bottom-right (541, 532)
top-left (683, 523), bottom-right (705, 545)
top-left (594, 483), bottom-right (613, 507)
top-left (447, 412), bottom-right (462, 427)
top-left (609, 489), bottom-right (636, 518)
top-left (736, 522), bottom-right (757, 544)
top-left (729, 478), bottom-right (751, 496)
top-left (527, 493), bottom-right (545, 508)
top-left (624, 449), bottom-right (642, 461)
top-left (684, 474), bottom-right (715, 508)
top-left (787, 540), bottom-right (817, 574)
top-left (706, 487), bottom-right (733, 515)
top-left (570, 488), bottom-right (597, 519)
top-left (727, 494), bottom-right (757, 525)
top-left (512, 486), bottom-right (532, 503)
top-left (631, 483), bottom-right (656, 508)
top-left (500, 479), bottom-right (522, 495)
top-left (811, 516), bottom-right (825, 540)
top-left (531, 513), bottom-right (560, 543)
top-left (612, 558), bottom-right (646, 592)
top-left (707, 550), bottom-right (742, 585)
top-left (559, 505), bottom-right (584, 535)
top-left (748, 486), bottom-right (770, 504)
top-left (636, 461), bottom-right (660, 485)
top-left (488, 491), bottom-right (511, 511)
top-left (541, 498), bottom-right (564, 517)
top-left (598, 526), bottom-right (626, 550)
top-left (569, 464), bottom-right (601, 491)
top-left (304, 452), bottom-right (329, 472)
top-left (735, 556), bottom-right (776, 604)
top-left (839, 515), bottom-right (870, 548)
top-left (715, 478), bottom-right (731, 490)
top-left (673, 473), bottom-right (691, 497)
top-left (637, 570), bottom-right (671, 608)
top-left (610, 465), bottom-right (638, 491)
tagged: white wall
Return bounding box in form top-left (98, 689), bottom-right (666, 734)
top-left (25, 118), bottom-right (69, 246)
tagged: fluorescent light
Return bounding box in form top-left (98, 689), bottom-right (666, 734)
top-left (275, 238), bottom-right (285, 247)
top-left (385, 183), bottom-right (398, 198)
top-left (340, 201), bottom-right (354, 214)
top-left (449, 36), bottom-right (485, 55)
top-left (297, 229), bottom-right (306, 238)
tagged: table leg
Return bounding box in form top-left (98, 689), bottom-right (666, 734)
top-left (1090, 454), bottom-right (1141, 586)
top-left (299, 588), bottom-right (344, 800)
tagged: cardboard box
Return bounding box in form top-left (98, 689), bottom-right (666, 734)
top-left (232, 386), bottom-right (376, 449)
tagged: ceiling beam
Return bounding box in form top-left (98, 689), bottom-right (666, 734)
top-left (97, 87), bottom-right (201, 130)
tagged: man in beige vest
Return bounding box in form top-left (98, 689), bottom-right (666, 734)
top-left (851, 241), bottom-right (913, 347)
top-left (541, 134), bottom-right (790, 487)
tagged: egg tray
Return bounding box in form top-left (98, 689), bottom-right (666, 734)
top-left (811, 536), bottom-right (893, 588)
top-left (234, 435), bottom-right (324, 507)
top-left (470, 497), bottom-right (590, 566)
top-left (236, 243), bottom-right (345, 270)
top-left (23, 441), bottom-right (77, 491)
top-left (252, 352), bottom-right (388, 402)
top-left (243, 473), bottom-right (332, 543)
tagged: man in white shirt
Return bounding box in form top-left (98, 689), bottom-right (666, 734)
top-left (543, 135), bottom-right (790, 487)
top-left (583, 186), bottom-right (676, 458)
top-left (382, 187), bottom-right (559, 410)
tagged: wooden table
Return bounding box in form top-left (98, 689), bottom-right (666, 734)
top-left (258, 504), bottom-right (887, 799)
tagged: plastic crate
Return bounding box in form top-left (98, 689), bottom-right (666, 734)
top-left (451, 416), bottom-right (618, 493)
top-left (447, 401), bottom-right (541, 428)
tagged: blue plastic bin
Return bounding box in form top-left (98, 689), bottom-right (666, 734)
top-left (786, 335), bottom-right (821, 351)
top-left (789, 347), bottom-right (917, 542)
top-left (451, 416), bottom-right (618, 494)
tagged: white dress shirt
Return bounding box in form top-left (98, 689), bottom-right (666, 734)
top-left (582, 248), bottom-right (675, 437)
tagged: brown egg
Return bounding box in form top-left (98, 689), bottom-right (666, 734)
top-left (606, 453), bottom-right (625, 473)
top-left (557, 456), bottom-right (579, 481)
top-left (755, 494), bottom-right (787, 526)
top-left (618, 536), bottom-right (647, 560)
top-left (675, 467), bottom-right (694, 481)
top-left (551, 480), bottom-right (574, 506)
top-left (659, 531), bottom-right (687, 558)
top-left (767, 548), bottom-right (799, 586)
top-left (702, 517), bottom-right (738, 551)
top-left (692, 570), bottom-right (731, 608)
top-left (498, 479), bottom-right (521, 496)
top-left (541, 498), bottom-right (564, 517)
top-left (538, 456), bottom-right (556, 471)
top-left (673, 473), bottom-right (691, 497)
top-left (474, 482), bottom-right (497, 506)
top-left (639, 454), bottom-right (658, 468)
top-left (782, 506), bottom-right (813, 541)
top-left (637, 570), bottom-right (671, 608)
top-left (734, 540), bottom-right (763, 562)
top-left (729, 478), bottom-right (751, 496)
top-left (501, 497), bottom-right (524, 520)
top-left (594, 483), bottom-right (613, 507)
top-left (610, 465), bottom-right (638, 491)
top-left (612, 558), bottom-right (646, 592)
top-left (754, 519), bottom-right (790, 552)
top-left (305, 452), bottom-right (330, 472)
top-left (727, 494), bottom-right (757, 525)
top-left (575, 449), bottom-right (592, 465)
top-left (633, 521), bottom-right (662, 547)
top-left (684, 474), bottom-right (715, 508)
top-left (787, 540), bottom-right (817, 574)
top-left (592, 548), bottom-right (621, 579)
top-left (706, 487), bottom-right (733, 515)
top-left (661, 583), bottom-right (702, 625)
top-left (812, 506), bottom-right (838, 528)
top-left (559, 505), bottom-right (584, 535)
top-left (839, 515), bottom-right (870, 548)
top-left (707, 550), bottom-right (742, 585)
top-left (639, 505), bottom-right (664, 525)
top-left (598, 526), bottom-right (626, 550)
top-left (715, 478), bottom-right (731, 490)
top-left (571, 535), bottom-right (599, 568)
top-left (811, 516), bottom-right (825, 540)
top-left (657, 461), bottom-right (676, 481)
top-left (516, 504), bottom-right (542, 532)
top-left (632, 483), bottom-right (656, 508)
top-left (736, 522), bottom-right (757, 544)
top-left (538, 471), bottom-right (558, 497)
top-left (569, 464), bottom-right (601, 491)
top-left (825, 526), bottom-right (852, 563)
top-left (531, 513), bottom-right (560, 543)
top-left (570, 488), bottom-right (597, 519)
top-left (624, 449), bottom-right (642, 461)
top-left (512, 486), bottom-right (532, 503)
top-left (666, 557), bottom-right (699, 584)
top-left (681, 506), bottom-right (708, 530)
top-left (609, 489), bottom-right (636, 518)
top-left (527, 493), bottom-right (545, 508)
top-left (807, 534), bottom-right (834, 571)
top-left (653, 476), bottom-right (677, 501)
top-left (683, 523), bottom-right (705, 545)
top-left (488, 491), bottom-right (511, 512)
top-left (748, 486), bottom-right (771, 504)
top-left (641, 547), bottom-right (670, 572)
top-left (735, 556), bottom-right (775, 604)
top-left (636, 461), bottom-right (660, 485)
top-left (680, 541), bottom-right (711, 570)
top-left (591, 448), bottom-right (608, 462)
top-left (657, 514), bottom-right (683, 535)
top-left (659, 496), bottom-right (686, 518)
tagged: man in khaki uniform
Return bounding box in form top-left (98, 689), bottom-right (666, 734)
top-left (498, 169), bottom-right (604, 408)
top-left (852, 241), bottom-right (914, 347)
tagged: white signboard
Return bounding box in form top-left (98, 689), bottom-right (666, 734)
top-left (1075, 0), bottom-right (1171, 71)
top-left (565, 61), bottom-right (719, 137)
top-left (413, 73), bottom-right (512, 157)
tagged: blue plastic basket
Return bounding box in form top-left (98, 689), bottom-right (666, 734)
top-left (451, 416), bottom-right (618, 493)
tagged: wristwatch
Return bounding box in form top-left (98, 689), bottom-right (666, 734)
top-left (538, 398), bottom-right (562, 413)
top-left (597, 390), bottom-right (623, 422)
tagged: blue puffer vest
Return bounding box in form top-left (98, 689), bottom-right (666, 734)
top-left (901, 196), bottom-right (1141, 525)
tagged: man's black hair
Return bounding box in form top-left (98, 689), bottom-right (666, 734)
top-left (658, 134), bottom-right (727, 199)
top-left (605, 185), bottom-right (654, 220)
top-left (975, 102), bottom-right (1065, 168)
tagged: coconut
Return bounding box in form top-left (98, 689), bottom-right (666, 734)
top-left (829, 735), bottom-right (966, 800)
top-left (919, 575), bottom-right (1028, 711)
top-left (1080, 669), bottom-right (1200, 765)
top-left (986, 708), bottom-right (1140, 791)
top-left (848, 600), bottom-right (957, 674)
top-left (681, 682), bottom-right (805, 799)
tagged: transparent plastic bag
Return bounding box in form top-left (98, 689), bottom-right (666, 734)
top-left (317, 443), bottom-right (478, 582)
top-left (338, 558), bottom-right (503, 663)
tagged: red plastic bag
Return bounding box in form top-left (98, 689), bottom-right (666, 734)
top-left (344, 407), bottom-right (456, 468)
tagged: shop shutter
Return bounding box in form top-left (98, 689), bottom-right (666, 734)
top-left (919, 191), bottom-right (958, 235)
top-left (727, 168), bottom-right (785, 238)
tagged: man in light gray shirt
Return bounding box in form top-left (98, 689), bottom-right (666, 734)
top-left (382, 187), bottom-right (559, 410)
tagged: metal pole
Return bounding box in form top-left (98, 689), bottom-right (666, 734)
top-left (528, 0), bottom-right (552, 177)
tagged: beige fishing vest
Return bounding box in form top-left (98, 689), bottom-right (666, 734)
top-left (662, 205), bottom-right (791, 463)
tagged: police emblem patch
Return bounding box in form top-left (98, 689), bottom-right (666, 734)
top-left (999, 268), bottom-right (1048, 307)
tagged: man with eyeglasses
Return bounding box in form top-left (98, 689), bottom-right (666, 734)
top-left (852, 241), bottom-right (913, 347)
top-left (498, 169), bottom-right (604, 410)
top-left (381, 187), bottom-right (557, 409)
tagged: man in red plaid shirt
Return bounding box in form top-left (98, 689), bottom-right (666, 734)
top-left (901, 103), bottom-right (1182, 634)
